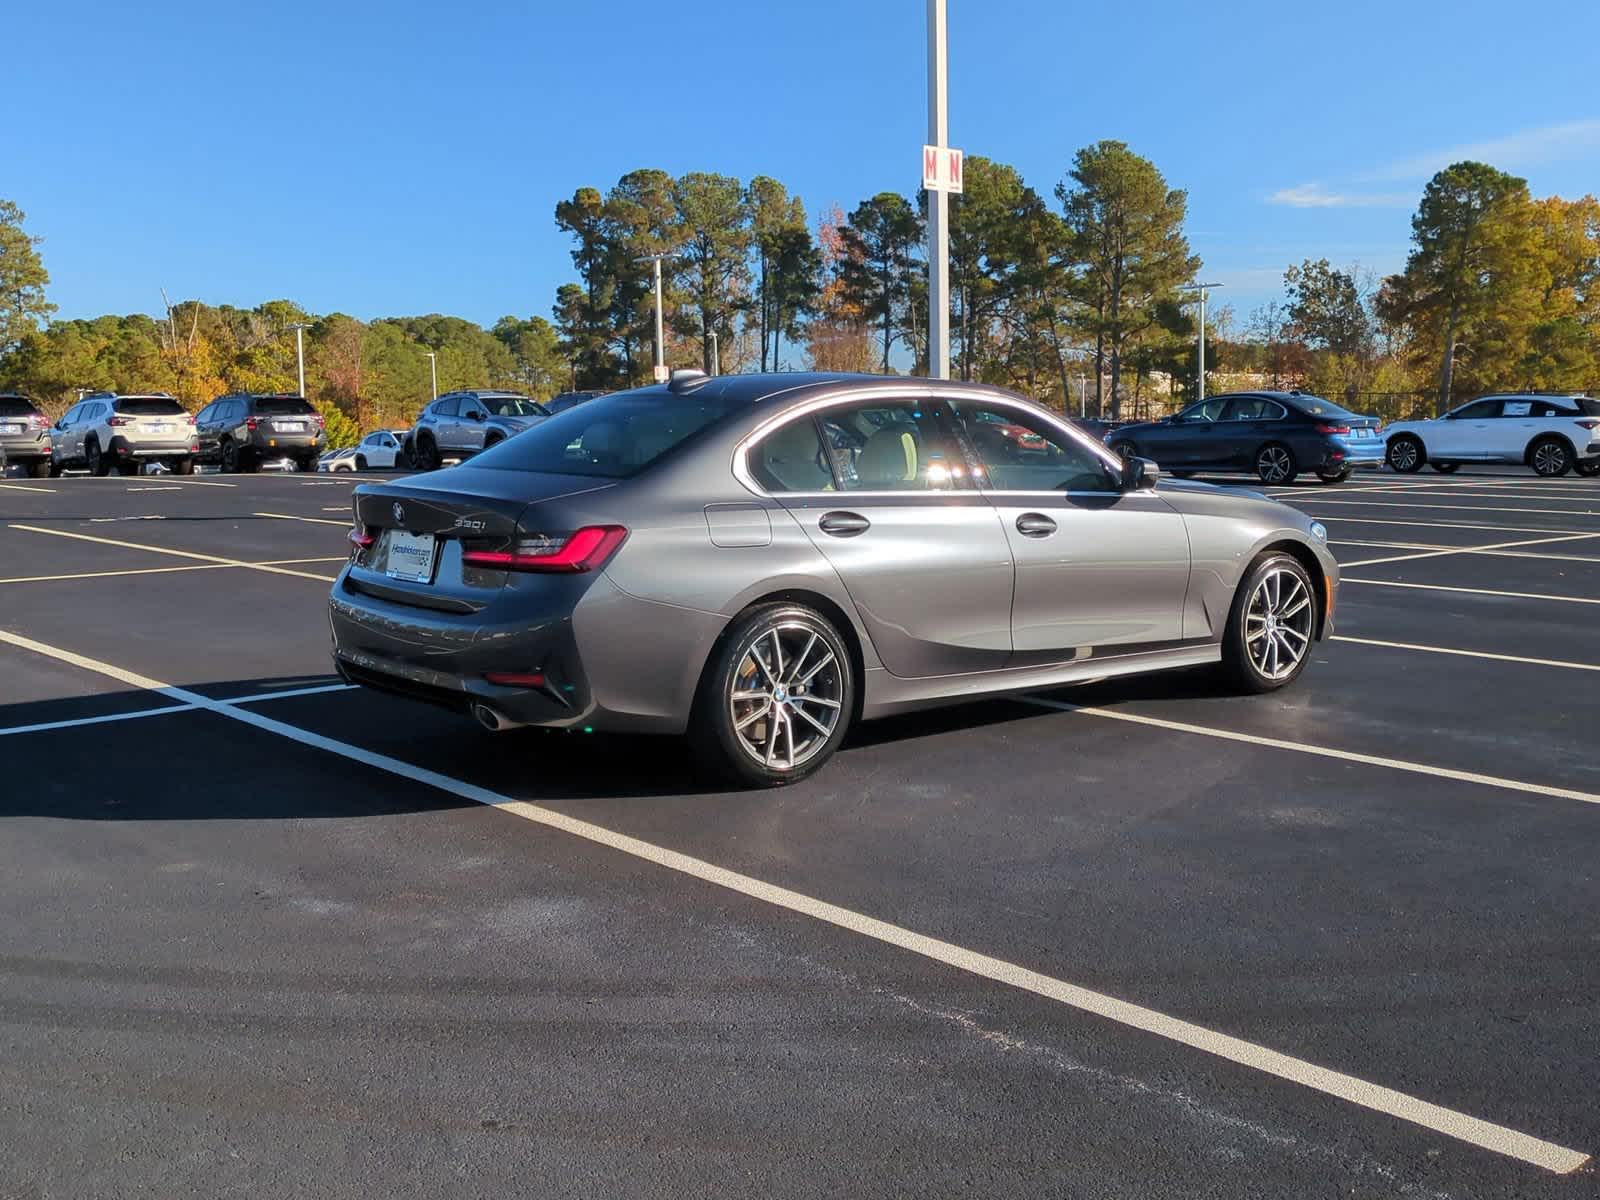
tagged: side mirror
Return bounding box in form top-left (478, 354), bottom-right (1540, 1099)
top-left (1123, 456), bottom-right (1160, 491)
top-left (468, 410), bottom-right (485, 422)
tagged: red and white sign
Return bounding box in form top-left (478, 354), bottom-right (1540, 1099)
top-left (922, 145), bottom-right (964, 193)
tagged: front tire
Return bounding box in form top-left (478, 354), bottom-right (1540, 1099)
top-left (219, 438), bottom-right (239, 474)
top-left (415, 435), bottom-right (441, 472)
top-left (1387, 435), bottom-right (1424, 473)
top-left (1255, 443), bottom-right (1297, 485)
top-left (86, 438), bottom-right (111, 477)
top-left (1529, 436), bottom-right (1573, 477)
top-left (354, 454), bottom-right (368, 472)
top-left (1222, 552), bottom-right (1317, 694)
top-left (691, 602), bottom-right (855, 788)
top-left (1108, 440), bottom-right (1137, 463)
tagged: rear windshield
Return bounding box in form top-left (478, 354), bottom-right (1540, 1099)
top-left (471, 388), bottom-right (745, 478)
top-left (1575, 398), bottom-right (1600, 416)
top-left (0, 397), bottom-right (39, 417)
top-left (1286, 393), bottom-right (1360, 418)
top-left (255, 397), bottom-right (316, 416)
top-left (482, 396), bottom-right (548, 417)
top-left (116, 397), bottom-right (186, 416)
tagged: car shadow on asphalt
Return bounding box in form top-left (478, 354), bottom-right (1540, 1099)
top-left (4, 665), bottom-right (1238, 819)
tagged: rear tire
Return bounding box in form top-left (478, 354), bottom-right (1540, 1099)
top-left (219, 438), bottom-right (239, 474)
top-left (1255, 443), bottom-right (1297, 485)
top-left (28, 460), bottom-right (52, 479)
top-left (1221, 552), bottom-right (1317, 694)
top-left (690, 602), bottom-right (855, 788)
top-left (117, 461), bottom-right (139, 477)
top-left (1429, 462), bottom-right (1459, 474)
top-left (173, 457), bottom-right (194, 475)
top-left (1529, 436), bottom-right (1573, 477)
top-left (1316, 468), bottom-right (1351, 485)
top-left (86, 438), bottom-right (111, 477)
top-left (1386, 435), bottom-right (1424, 473)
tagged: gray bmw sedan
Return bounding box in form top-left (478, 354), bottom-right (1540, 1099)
top-left (330, 372), bottom-right (1338, 786)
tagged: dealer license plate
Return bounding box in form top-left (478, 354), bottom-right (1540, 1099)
top-left (385, 530), bottom-right (438, 583)
top-left (0, 423), bottom-right (22, 436)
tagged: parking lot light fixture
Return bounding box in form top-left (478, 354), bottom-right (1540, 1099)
top-left (1178, 283), bottom-right (1222, 401)
top-left (286, 322), bottom-right (312, 398)
top-left (423, 351), bottom-right (438, 400)
top-left (635, 252), bottom-right (678, 383)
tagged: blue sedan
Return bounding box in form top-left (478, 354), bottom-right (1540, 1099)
top-left (1106, 391), bottom-right (1384, 485)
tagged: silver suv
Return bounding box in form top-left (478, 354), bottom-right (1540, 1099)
top-left (0, 394), bottom-right (53, 477)
top-left (50, 393), bottom-right (198, 476)
top-left (406, 390), bottom-right (550, 471)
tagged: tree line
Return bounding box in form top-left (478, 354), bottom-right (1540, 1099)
top-left (2, 147), bottom-right (1596, 433)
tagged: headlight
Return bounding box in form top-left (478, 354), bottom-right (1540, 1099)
top-left (1309, 521), bottom-right (1328, 543)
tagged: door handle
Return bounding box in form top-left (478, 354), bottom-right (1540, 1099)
top-left (1015, 512), bottom-right (1057, 538)
top-left (818, 511), bottom-right (871, 538)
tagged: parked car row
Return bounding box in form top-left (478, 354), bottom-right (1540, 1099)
top-left (319, 430), bottom-right (411, 473)
top-left (1098, 389), bottom-right (1600, 482)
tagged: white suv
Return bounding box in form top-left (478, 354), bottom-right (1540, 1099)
top-left (1384, 394), bottom-right (1600, 477)
top-left (50, 393), bottom-right (198, 476)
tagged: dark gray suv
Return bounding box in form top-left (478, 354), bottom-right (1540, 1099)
top-left (0, 394), bottom-right (53, 477)
top-left (406, 390), bottom-right (550, 471)
top-left (197, 393), bottom-right (328, 473)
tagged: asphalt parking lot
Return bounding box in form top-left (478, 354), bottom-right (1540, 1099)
top-left (2, 465), bottom-right (1597, 1198)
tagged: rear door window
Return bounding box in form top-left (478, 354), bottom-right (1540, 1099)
top-left (817, 400), bottom-right (967, 492)
top-left (1176, 398), bottom-right (1228, 423)
top-left (430, 398), bottom-right (459, 418)
top-left (751, 418), bottom-right (835, 492)
top-left (1224, 397), bottom-right (1287, 421)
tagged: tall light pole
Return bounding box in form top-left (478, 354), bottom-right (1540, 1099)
top-left (926, 0), bottom-right (951, 380)
top-left (708, 329), bottom-right (720, 376)
top-left (1179, 283), bottom-right (1223, 400)
top-left (286, 321), bottom-right (311, 397)
top-left (422, 351), bottom-right (438, 400)
top-left (635, 252), bottom-right (676, 383)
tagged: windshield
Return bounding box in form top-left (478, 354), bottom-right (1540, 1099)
top-left (117, 397), bottom-right (186, 416)
top-left (483, 396), bottom-right (548, 417)
top-left (471, 388), bottom-right (745, 478)
top-left (256, 397), bottom-right (316, 416)
top-left (0, 397), bottom-right (39, 417)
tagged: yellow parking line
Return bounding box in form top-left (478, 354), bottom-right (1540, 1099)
top-left (6, 524), bottom-right (338, 582)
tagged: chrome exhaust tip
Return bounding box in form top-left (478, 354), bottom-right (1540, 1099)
top-left (471, 703), bottom-right (525, 733)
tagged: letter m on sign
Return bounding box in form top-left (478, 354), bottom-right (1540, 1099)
top-left (922, 145), bottom-right (940, 190)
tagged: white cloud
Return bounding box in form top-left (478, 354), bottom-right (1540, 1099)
top-left (1364, 118), bottom-right (1600, 181)
top-left (1267, 183), bottom-right (1412, 209)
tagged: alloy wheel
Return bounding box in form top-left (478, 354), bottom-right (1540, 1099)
top-left (1532, 440), bottom-right (1568, 476)
top-left (1244, 567), bottom-right (1313, 681)
top-left (728, 622), bottom-right (844, 772)
top-left (1388, 440), bottom-right (1419, 471)
top-left (1257, 445), bottom-right (1293, 483)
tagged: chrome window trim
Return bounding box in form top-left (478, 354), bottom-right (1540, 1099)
top-left (732, 385), bottom-right (1126, 499)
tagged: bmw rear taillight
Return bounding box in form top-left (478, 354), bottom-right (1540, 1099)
top-left (1315, 423), bottom-right (1351, 435)
top-left (348, 526), bottom-right (375, 550)
top-left (462, 525), bottom-right (627, 573)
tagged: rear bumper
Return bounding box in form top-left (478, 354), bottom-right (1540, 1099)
top-left (110, 437), bottom-right (196, 459)
top-left (0, 435), bottom-right (51, 461)
top-left (1581, 441), bottom-right (1600, 460)
top-left (1322, 436), bottom-right (1385, 469)
top-left (252, 433), bottom-right (325, 454)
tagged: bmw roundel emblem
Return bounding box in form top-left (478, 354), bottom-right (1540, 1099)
top-left (392, 502), bottom-right (405, 526)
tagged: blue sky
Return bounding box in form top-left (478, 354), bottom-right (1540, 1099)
top-left (11, 0), bottom-right (1600, 336)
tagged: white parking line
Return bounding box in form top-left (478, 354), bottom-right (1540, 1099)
top-left (1341, 531), bottom-right (1600, 568)
top-left (1332, 636), bottom-right (1600, 673)
top-left (1342, 578), bottom-right (1600, 605)
top-left (253, 511), bottom-right (353, 527)
top-left (126, 486), bottom-right (183, 493)
top-left (0, 481), bottom-right (57, 493)
top-left (1331, 539), bottom-right (1600, 564)
top-left (1292, 497), bottom-right (1600, 517)
top-left (0, 563), bottom-right (231, 585)
top-left (0, 703), bottom-right (198, 738)
top-left (1319, 515), bottom-right (1591, 536)
top-left (7, 524), bottom-right (339, 582)
top-left (0, 627), bottom-right (1586, 1176)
